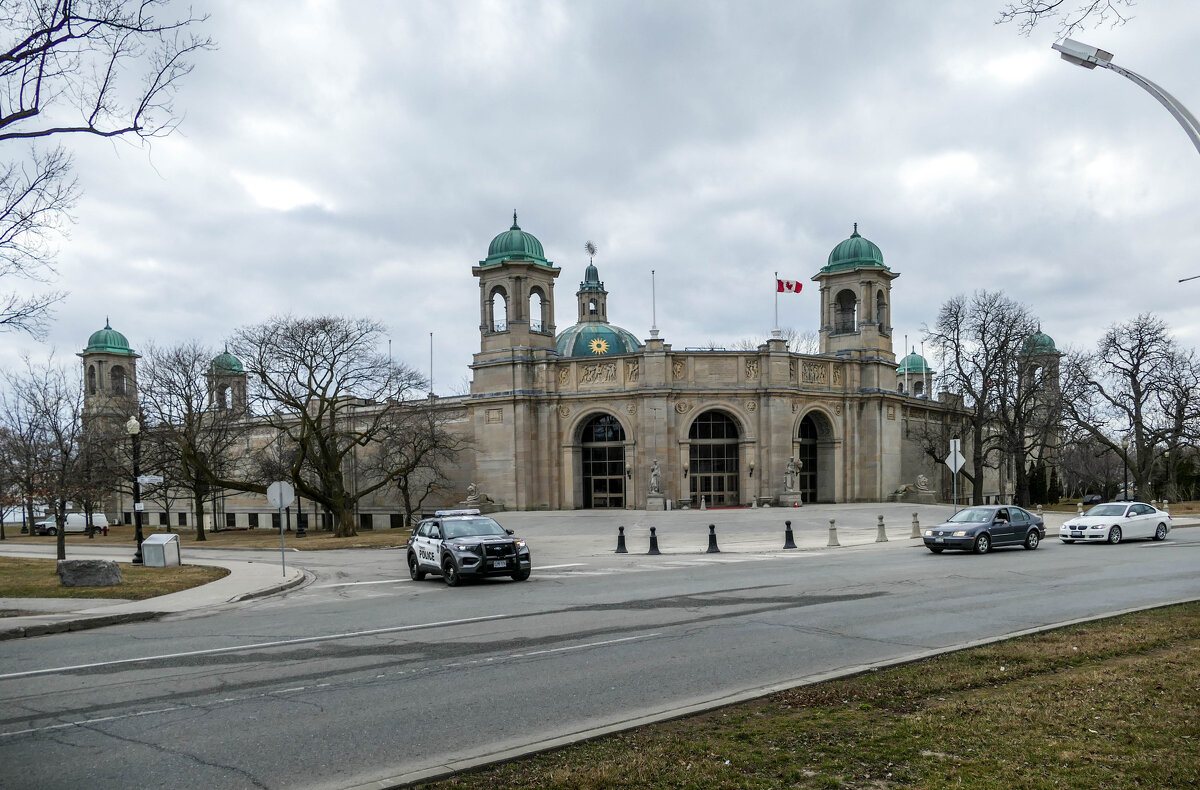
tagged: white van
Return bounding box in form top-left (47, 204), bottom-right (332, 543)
top-left (34, 513), bottom-right (110, 535)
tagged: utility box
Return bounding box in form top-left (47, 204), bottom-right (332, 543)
top-left (142, 533), bottom-right (181, 567)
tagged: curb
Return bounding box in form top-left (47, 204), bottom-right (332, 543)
top-left (0, 611), bottom-right (162, 641)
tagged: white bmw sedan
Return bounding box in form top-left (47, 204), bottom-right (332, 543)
top-left (1060, 502), bottom-right (1172, 545)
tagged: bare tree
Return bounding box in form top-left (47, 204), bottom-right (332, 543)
top-left (729, 327), bottom-right (820, 355)
top-left (0, 0), bottom-right (211, 336)
top-left (925, 290), bottom-right (1040, 504)
top-left (231, 315), bottom-right (428, 538)
top-left (373, 399), bottom-right (470, 526)
top-left (0, 369), bottom-right (49, 532)
top-left (996, 0), bottom-right (1136, 37)
top-left (138, 341), bottom-right (250, 541)
top-left (1062, 314), bottom-right (1200, 499)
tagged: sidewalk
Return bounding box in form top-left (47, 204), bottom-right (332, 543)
top-left (0, 550), bottom-right (305, 640)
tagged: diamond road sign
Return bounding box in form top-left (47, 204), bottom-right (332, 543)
top-left (946, 439), bottom-right (966, 474)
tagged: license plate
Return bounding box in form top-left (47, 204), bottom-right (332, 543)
top-left (1071, 531), bottom-right (1083, 537)
top-left (492, 559), bottom-right (507, 568)
top-left (934, 537), bottom-right (944, 544)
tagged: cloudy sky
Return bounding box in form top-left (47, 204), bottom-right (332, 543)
top-left (6, 0), bottom-right (1199, 393)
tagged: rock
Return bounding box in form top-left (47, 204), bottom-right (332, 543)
top-left (58, 559), bottom-right (122, 587)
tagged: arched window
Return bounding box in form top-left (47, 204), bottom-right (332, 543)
top-left (529, 288), bottom-right (547, 332)
top-left (218, 385), bottom-right (232, 410)
top-left (588, 298), bottom-right (598, 315)
top-left (489, 288), bottom-right (508, 332)
top-left (688, 411), bottom-right (740, 506)
top-left (111, 365), bottom-right (127, 396)
top-left (876, 290), bottom-right (888, 329)
top-left (580, 414), bottom-right (626, 509)
top-left (914, 380), bottom-right (925, 397)
top-left (87, 365), bottom-right (97, 395)
top-left (834, 289), bottom-right (857, 333)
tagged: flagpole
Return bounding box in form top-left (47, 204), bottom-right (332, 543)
top-left (774, 271), bottom-right (779, 332)
top-left (650, 269), bottom-right (658, 338)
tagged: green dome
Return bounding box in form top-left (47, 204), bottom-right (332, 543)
top-left (556, 323), bottom-right (641, 358)
top-left (897, 351), bottom-right (932, 374)
top-left (580, 262), bottom-right (603, 291)
top-left (822, 223), bottom-right (888, 273)
top-left (83, 320), bottom-right (135, 355)
top-left (1022, 330), bottom-right (1058, 355)
top-left (481, 211), bottom-right (553, 267)
top-left (211, 349), bottom-right (244, 374)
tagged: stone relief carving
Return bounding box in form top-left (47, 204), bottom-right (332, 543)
top-left (789, 360), bottom-right (796, 380)
top-left (887, 405), bottom-right (896, 420)
top-left (792, 401), bottom-right (799, 413)
top-left (835, 404), bottom-right (843, 416)
top-left (832, 366), bottom-right (843, 386)
top-left (745, 359), bottom-right (759, 379)
top-left (802, 361), bottom-right (828, 385)
top-left (674, 401), bottom-right (692, 414)
top-left (557, 405), bottom-right (570, 418)
top-left (558, 368), bottom-right (570, 386)
top-left (626, 402), bottom-right (637, 415)
top-left (580, 362), bottom-right (617, 384)
top-left (627, 360), bottom-right (639, 382)
top-left (745, 400), bottom-right (758, 412)
top-left (672, 360), bottom-right (686, 380)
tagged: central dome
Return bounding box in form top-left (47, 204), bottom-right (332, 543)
top-left (83, 320), bottom-right (135, 355)
top-left (556, 323), bottom-right (641, 358)
top-left (823, 223), bottom-right (888, 273)
top-left (482, 211), bottom-right (552, 266)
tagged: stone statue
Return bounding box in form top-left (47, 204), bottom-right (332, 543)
top-left (915, 474), bottom-right (931, 491)
top-left (784, 457), bottom-right (801, 492)
top-left (466, 482), bottom-right (479, 502)
top-left (649, 459), bottom-right (661, 494)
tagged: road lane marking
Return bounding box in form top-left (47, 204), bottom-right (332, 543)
top-left (0, 613), bottom-right (513, 681)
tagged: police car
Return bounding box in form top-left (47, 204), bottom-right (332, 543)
top-left (407, 509), bottom-right (531, 586)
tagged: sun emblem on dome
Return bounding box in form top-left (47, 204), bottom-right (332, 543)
top-left (588, 338), bottom-right (610, 354)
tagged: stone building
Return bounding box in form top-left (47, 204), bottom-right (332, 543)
top-left (84, 218), bottom-right (1035, 528)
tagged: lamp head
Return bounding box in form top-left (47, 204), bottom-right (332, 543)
top-left (125, 416), bottom-right (140, 436)
top-left (1052, 38), bottom-right (1113, 70)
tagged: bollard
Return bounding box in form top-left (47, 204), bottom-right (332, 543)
top-left (615, 526), bottom-right (628, 553)
top-left (1163, 500), bottom-right (1171, 514)
top-left (1077, 502), bottom-right (1083, 515)
top-left (876, 514), bottom-right (888, 543)
top-left (910, 512), bottom-right (921, 539)
top-left (700, 496), bottom-right (707, 511)
top-left (783, 519), bottom-right (797, 549)
top-left (827, 518), bottom-right (840, 547)
top-left (706, 524), bottom-right (720, 553)
top-left (751, 498), bottom-right (758, 509)
top-left (1036, 504), bottom-right (1043, 518)
top-left (647, 526), bottom-right (661, 555)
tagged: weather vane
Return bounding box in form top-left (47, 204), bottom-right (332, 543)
top-left (585, 240), bottom-right (597, 264)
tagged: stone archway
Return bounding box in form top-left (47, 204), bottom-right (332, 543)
top-left (579, 414), bottom-right (626, 509)
top-left (797, 411), bottom-right (837, 503)
top-left (688, 410), bottom-right (740, 506)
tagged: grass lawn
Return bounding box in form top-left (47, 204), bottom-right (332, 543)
top-left (0, 556), bottom-right (228, 601)
top-left (0, 523), bottom-right (412, 550)
top-left (421, 602), bottom-right (1200, 789)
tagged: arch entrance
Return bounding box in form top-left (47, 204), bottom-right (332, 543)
top-left (580, 414), bottom-right (626, 509)
top-left (797, 412), bottom-right (836, 503)
top-left (688, 410), bottom-right (740, 506)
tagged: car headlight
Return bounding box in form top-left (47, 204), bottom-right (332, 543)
top-left (452, 543), bottom-right (480, 553)
top-left (514, 540), bottom-right (526, 549)
top-left (923, 530), bottom-right (933, 537)
top-left (1091, 525), bottom-right (1104, 530)
top-left (952, 530), bottom-right (968, 537)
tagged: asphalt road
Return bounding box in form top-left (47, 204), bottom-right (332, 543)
top-left (2, 513), bottom-right (1197, 790)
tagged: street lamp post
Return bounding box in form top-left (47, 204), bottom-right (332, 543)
top-left (1121, 436), bottom-right (1130, 501)
top-left (126, 416), bottom-right (145, 565)
top-left (1052, 38), bottom-right (1200, 156)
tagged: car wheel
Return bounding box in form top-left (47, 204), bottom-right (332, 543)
top-left (408, 552), bottom-right (425, 581)
top-left (1024, 530), bottom-right (1040, 550)
top-left (973, 534), bottom-right (990, 555)
top-left (1107, 526), bottom-right (1122, 545)
top-left (442, 556), bottom-right (461, 587)
top-left (927, 546), bottom-right (944, 554)
top-left (47, 527), bottom-right (57, 536)
top-left (1153, 523), bottom-right (1168, 541)
top-left (511, 569), bottom-right (530, 581)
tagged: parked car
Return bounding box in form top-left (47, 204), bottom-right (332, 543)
top-left (1059, 502), bottom-right (1171, 544)
top-left (923, 505), bottom-right (1045, 554)
top-left (1081, 493), bottom-right (1103, 506)
top-left (34, 513), bottom-right (110, 535)
top-left (407, 509), bottom-right (531, 586)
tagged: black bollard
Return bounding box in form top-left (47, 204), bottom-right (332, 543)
top-left (615, 525), bottom-right (628, 553)
top-left (783, 519), bottom-right (797, 549)
top-left (647, 526), bottom-right (661, 555)
top-left (706, 523), bottom-right (720, 553)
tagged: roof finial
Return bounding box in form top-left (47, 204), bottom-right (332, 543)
top-left (585, 240), bottom-right (597, 265)
top-left (104, 316), bottom-right (111, 329)
top-left (852, 222), bottom-right (859, 236)
top-left (511, 210), bottom-right (520, 230)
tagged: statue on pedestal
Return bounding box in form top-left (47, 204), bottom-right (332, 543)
top-left (649, 459), bottom-right (661, 494)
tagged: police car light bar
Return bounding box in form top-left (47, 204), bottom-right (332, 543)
top-left (434, 509), bottom-right (482, 517)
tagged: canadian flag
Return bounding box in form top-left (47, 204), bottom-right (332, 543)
top-left (776, 278), bottom-right (803, 294)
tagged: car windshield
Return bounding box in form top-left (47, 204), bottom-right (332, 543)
top-left (1086, 504), bottom-right (1127, 517)
top-left (442, 518), bottom-right (508, 539)
top-left (947, 507), bottom-right (994, 524)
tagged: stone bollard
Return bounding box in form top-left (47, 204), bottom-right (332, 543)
top-left (700, 496), bottom-right (707, 511)
top-left (751, 498), bottom-right (758, 509)
top-left (827, 518), bottom-right (840, 547)
top-left (1037, 504), bottom-right (1043, 518)
top-left (876, 514), bottom-right (888, 543)
top-left (783, 519), bottom-right (797, 549)
top-left (706, 524), bottom-right (720, 553)
top-left (615, 526), bottom-right (628, 554)
top-left (1077, 502), bottom-right (1083, 515)
top-left (910, 512), bottom-right (921, 539)
top-left (1163, 500), bottom-right (1171, 514)
top-left (647, 526), bottom-right (661, 555)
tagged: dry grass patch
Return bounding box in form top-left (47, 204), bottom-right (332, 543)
top-left (421, 603), bottom-right (1200, 789)
top-left (0, 556), bottom-right (228, 600)
top-left (1, 523), bottom-right (412, 550)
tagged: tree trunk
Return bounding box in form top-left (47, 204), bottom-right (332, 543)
top-left (971, 425), bottom-right (985, 505)
top-left (193, 491), bottom-right (207, 541)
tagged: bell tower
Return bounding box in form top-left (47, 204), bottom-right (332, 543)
top-left (79, 319), bottom-right (140, 430)
top-left (813, 224), bottom-right (898, 361)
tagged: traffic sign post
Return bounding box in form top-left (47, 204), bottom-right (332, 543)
top-left (267, 481), bottom-right (296, 576)
top-left (945, 439), bottom-right (966, 512)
